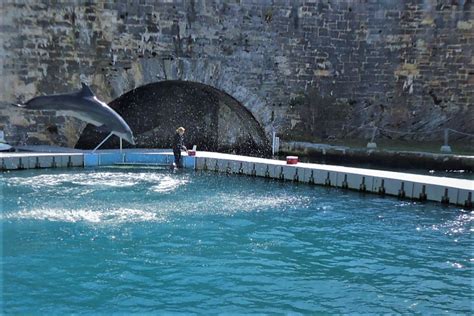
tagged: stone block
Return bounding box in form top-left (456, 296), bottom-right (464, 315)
top-left (228, 160), bottom-right (251, 175)
top-left (383, 178), bottom-right (415, 199)
top-left (195, 157), bottom-right (207, 170)
top-left (318, 28), bottom-right (329, 36)
top-left (270, 165), bottom-right (288, 181)
top-left (253, 162), bottom-right (271, 178)
top-left (412, 182), bottom-right (429, 202)
top-left (69, 155), bottom-right (84, 167)
top-left (205, 158), bottom-right (222, 172)
top-left (457, 189), bottom-right (472, 208)
top-left (313, 170), bottom-right (338, 187)
top-left (243, 161), bottom-right (256, 175)
top-left (2, 157), bottom-right (20, 170)
top-left (300, 168), bottom-right (315, 184)
top-left (216, 159), bottom-right (233, 173)
top-left (291, 167), bottom-right (304, 182)
top-left (337, 173), bottom-right (374, 192)
top-left (52, 155), bottom-right (67, 168)
top-left (28, 155), bottom-right (55, 168)
top-left (424, 185), bottom-right (458, 204)
top-left (245, 162), bottom-right (258, 177)
top-left (201, 157), bottom-right (216, 171)
top-left (216, 159), bottom-right (230, 173)
top-left (372, 177), bottom-right (385, 194)
top-left (336, 21), bottom-right (348, 29)
top-left (17, 157), bottom-right (28, 169)
top-left (27, 156), bottom-right (38, 169)
top-left (273, 165), bottom-right (299, 181)
top-left (266, 164), bottom-right (281, 179)
top-left (240, 161), bottom-right (253, 175)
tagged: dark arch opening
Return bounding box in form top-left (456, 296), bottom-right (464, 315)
top-left (75, 80), bottom-right (270, 156)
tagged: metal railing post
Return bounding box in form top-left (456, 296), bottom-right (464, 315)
top-left (92, 132), bottom-right (114, 153)
top-left (440, 129), bottom-right (452, 153)
top-left (272, 130), bottom-right (276, 156)
top-left (367, 127), bottom-right (377, 149)
top-left (271, 129), bottom-right (279, 156)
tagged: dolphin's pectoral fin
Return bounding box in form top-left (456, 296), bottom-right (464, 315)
top-left (79, 82), bottom-right (95, 98)
top-left (95, 124), bottom-right (110, 133)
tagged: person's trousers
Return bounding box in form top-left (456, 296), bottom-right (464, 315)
top-left (173, 149), bottom-right (181, 167)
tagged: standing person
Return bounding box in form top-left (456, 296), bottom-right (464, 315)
top-left (172, 127), bottom-right (187, 168)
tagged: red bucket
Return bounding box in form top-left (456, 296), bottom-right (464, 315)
top-left (286, 156), bottom-right (298, 164)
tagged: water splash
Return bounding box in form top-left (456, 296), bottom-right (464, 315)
top-left (4, 171), bottom-right (183, 189)
top-left (3, 207), bottom-right (165, 224)
top-left (150, 175), bottom-right (188, 193)
top-left (431, 211), bottom-right (474, 235)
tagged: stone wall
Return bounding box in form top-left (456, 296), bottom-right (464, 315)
top-left (0, 0), bottom-right (472, 149)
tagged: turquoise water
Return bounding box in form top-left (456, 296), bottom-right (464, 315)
top-left (1, 168), bottom-right (472, 314)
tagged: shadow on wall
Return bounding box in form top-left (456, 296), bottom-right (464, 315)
top-left (75, 80), bottom-right (270, 156)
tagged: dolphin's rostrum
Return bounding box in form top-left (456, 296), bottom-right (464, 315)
top-left (15, 83), bottom-right (135, 145)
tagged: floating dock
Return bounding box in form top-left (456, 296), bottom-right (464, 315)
top-left (1, 150), bottom-right (472, 208)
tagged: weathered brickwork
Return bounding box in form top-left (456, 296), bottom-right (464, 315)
top-left (0, 0), bottom-right (472, 148)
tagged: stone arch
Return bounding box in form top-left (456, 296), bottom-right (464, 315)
top-left (75, 80), bottom-right (270, 156)
top-left (92, 57), bottom-right (271, 136)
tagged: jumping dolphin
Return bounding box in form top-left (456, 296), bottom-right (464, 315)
top-left (15, 83), bottom-right (135, 145)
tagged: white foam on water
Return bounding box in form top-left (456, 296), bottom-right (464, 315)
top-left (150, 176), bottom-right (188, 193)
top-left (5, 174), bottom-right (69, 188)
top-left (222, 193), bottom-right (308, 212)
top-left (5, 171), bottom-right (189, 190)
top-left (178, 192), bottom-right (309, 215)
top-left (3, 207), bottom-right (165, 224)
top-left (3, 170), bottom-right (305, 223)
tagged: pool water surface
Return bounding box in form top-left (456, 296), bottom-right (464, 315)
top-left (1, 168), bottom-right (472, 314)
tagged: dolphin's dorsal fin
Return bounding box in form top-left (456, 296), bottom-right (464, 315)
top-left (79, 82), bottom-right (95, 98)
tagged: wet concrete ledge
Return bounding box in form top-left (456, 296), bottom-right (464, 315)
top-left (0, 152), bottom-right (84, 169)
top-left (1, 149), bottom-right (472, 209)
top-left (280, 141), bottom-right (474, 171)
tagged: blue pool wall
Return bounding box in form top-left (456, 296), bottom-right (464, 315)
top-left (84, 152), bottom-right (195, 169)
